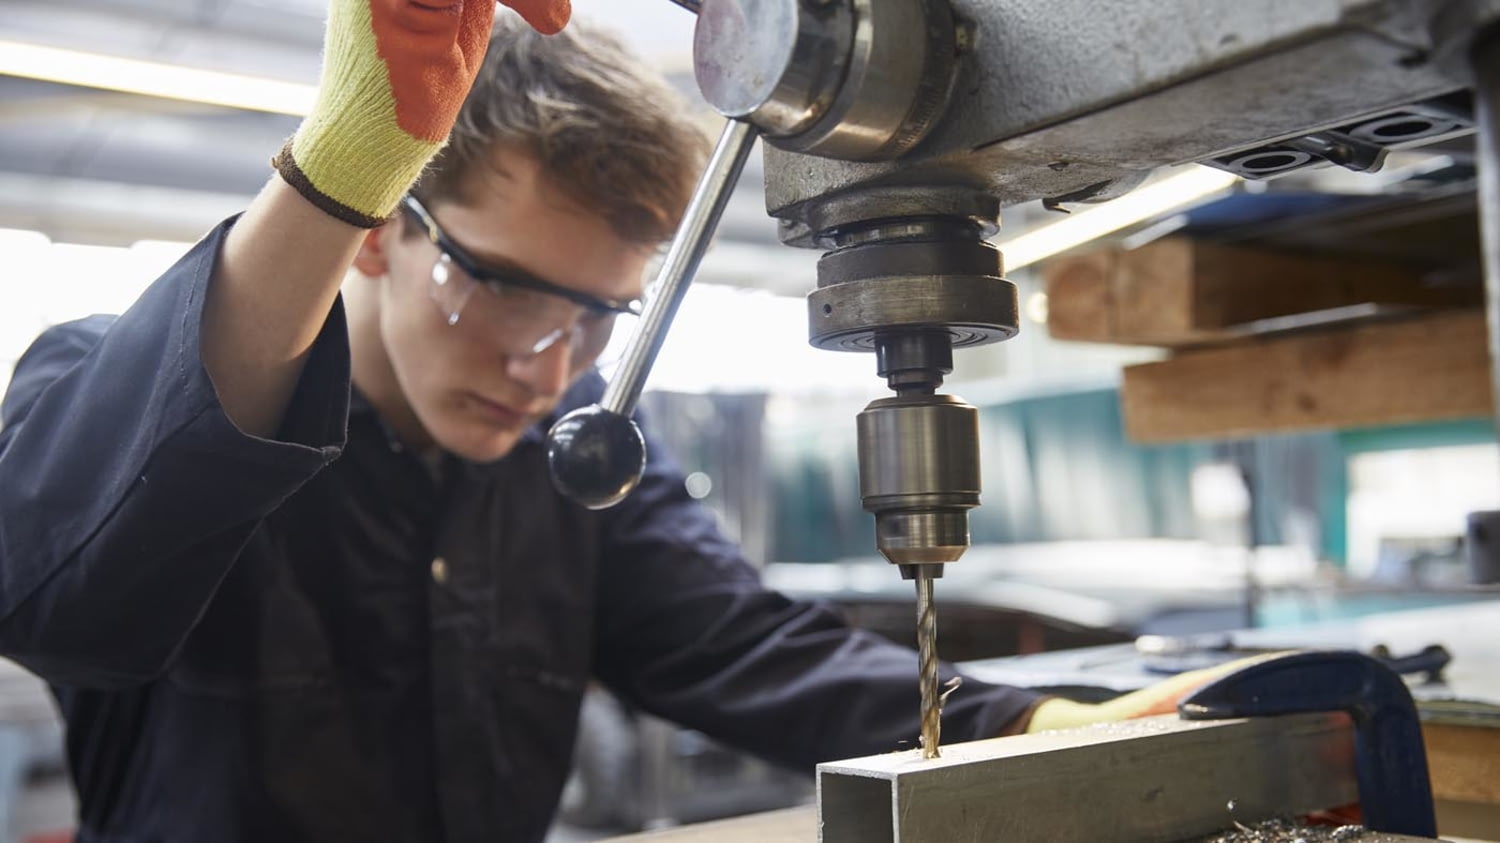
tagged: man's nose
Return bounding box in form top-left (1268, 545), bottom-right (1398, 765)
top-left (506, 332), bottom-right (573, 399)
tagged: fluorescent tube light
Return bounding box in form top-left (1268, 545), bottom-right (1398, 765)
top-left (0, 40), bottom-right (315, 116)
top-left (997, 166), bottom-right (1239, 271)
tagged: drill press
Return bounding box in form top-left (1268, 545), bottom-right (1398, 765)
top-left (548, 0), bottom-right (1017, 758)
top-left (546, 0), bottom-right (1500, 832)
top-left (548, 0), bottom-right (1500, 759)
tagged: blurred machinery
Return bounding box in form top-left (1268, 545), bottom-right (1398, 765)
top-left (550, 0), bottom-right (1500, 767)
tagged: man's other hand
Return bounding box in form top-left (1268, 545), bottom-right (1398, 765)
top-left (1024, 652), bottom-right (1287, 733)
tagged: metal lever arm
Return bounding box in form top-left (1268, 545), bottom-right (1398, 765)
top-left (546, 119), bottom-right (759, 509)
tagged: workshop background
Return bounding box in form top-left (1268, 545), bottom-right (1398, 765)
top-left (1, 1), bottom-right (1498, 841)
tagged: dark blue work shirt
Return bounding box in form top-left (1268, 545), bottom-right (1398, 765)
top-left (0, 219), bottom-right (1040, 842)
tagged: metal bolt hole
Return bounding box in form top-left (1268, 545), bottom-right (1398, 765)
top-left (1241, 153), bottom-right (1301, 172)
top-left (1370, 119), bottom-right (1434, 138)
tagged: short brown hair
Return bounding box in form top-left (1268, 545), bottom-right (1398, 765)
top-left (412, 15), bottom-right (709, 244)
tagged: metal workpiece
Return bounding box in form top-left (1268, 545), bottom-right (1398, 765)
top-left (762, 0), bottom-right (1492, 227)
top-left (546, 120), bottom-right (758, 509)
top-left (816, 713), bottom-right (1360, 843)
top-left (693, 0), bottom-right (958, 160)
top-left (856, 393), bottom-right (981, 567)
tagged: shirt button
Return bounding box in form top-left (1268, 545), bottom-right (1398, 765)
top-left (431, 557), bottom-right (449, 584)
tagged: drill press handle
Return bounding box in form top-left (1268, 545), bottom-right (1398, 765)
top-left (546, 119), bottom-right (758, 509)
top-left (548, 0), bottom-right (962, 508)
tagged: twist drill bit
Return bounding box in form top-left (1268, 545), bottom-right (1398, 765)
top-left (915, 568), bottom-right (941, 759)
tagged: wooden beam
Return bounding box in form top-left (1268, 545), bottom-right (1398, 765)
top-left (1434, 798), bottom-right (1500, 840)
top-left (1423, 722), bottom-right (1500, 805)
top-left (1121, 310), bottom-right (1492, 443)
top-left (1044, 238), bottom-right (1477, 347)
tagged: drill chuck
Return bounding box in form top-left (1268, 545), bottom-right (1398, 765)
top-left (856, 393), bottom-right (980, 571)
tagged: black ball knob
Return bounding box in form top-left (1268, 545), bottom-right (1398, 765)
top-left (546, 404), bottom-right (647, 509)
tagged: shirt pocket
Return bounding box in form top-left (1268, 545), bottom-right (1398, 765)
top-left (492, 664), bottom-right (588, 839)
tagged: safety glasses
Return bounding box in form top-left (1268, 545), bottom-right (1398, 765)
top-left (400, 195), bottom-right (642, 360)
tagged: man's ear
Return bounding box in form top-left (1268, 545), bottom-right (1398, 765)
top-left (352, 224), bottom-right (392, 278)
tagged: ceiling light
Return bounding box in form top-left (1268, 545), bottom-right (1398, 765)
top-left (0, 40), bottom-right (314, 116)
top-left (996, 165), bottom-right (1240, 271)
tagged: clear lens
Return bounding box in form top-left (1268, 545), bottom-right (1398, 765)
top-left (429, 254), bottom-right (477, 326)
top-left (429, 252), bottom-right (635, 368)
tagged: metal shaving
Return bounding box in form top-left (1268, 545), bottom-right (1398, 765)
top-left (938, 675), bottom-right (962, 707)
top-left (1196, 818), bottom-right (1385, 842)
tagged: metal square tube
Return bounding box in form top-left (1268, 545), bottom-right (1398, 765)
top-left (817, 713), bottom-right (1357, 842)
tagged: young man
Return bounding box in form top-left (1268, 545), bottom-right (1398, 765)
top-left (0, 3), bottom-right (1226, 840)
top-left (0, 5), bottom-right (1045, 841)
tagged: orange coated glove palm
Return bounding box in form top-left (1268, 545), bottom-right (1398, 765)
top-left (274, 0), bottom-right (570, 228)
top-left (503, 0), bottom-right (572, 35)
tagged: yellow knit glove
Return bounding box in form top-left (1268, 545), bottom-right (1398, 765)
top-left (274, 0), bottom-right (571, 228)
top-left (1026, 652), bottom-right (1288, 733)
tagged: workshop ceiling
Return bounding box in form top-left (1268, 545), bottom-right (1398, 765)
top-left (0, 0), bottom-right (814, 274)
top-left (0, 0), bottom-right (1482, 298)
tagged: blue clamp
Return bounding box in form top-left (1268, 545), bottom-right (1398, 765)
top-left (1178, 649), bottom-right (1436, 838)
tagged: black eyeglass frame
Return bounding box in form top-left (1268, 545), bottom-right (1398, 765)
top-left (400, 195), bottom-right (642, 318)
